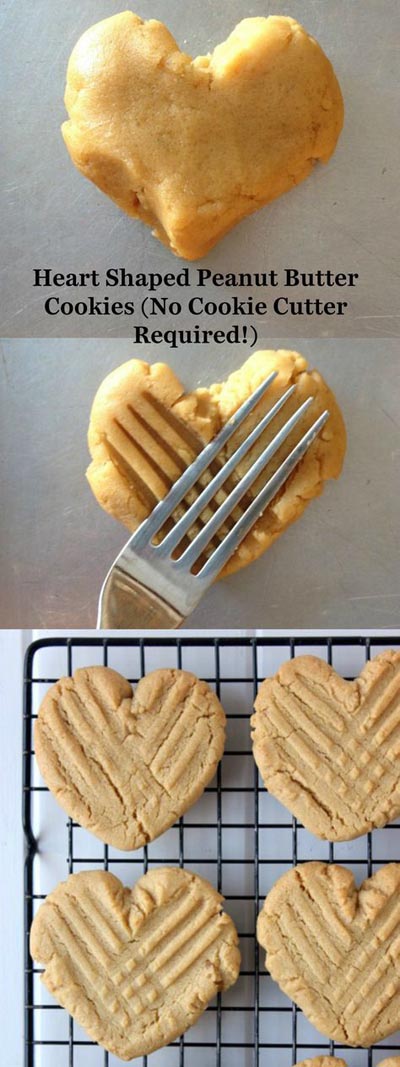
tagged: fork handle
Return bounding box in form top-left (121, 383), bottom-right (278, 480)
top-left (98, 568), bottom-right (184, 629)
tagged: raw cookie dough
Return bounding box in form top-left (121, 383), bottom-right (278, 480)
top-left (30, 867), bottom-right (240, 1059)
top-left (257, 862), bottom-right (400, 1046)
top-left (252, 650), bottom-right (400, 840)
top-left (62, 13), bottom-right (344, 259)
top-left (35, 666), bottom-right (225, 849)
top-left (87, 350), bottom-right (346, 578)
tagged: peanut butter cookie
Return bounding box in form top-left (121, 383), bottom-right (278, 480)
top-left (252, 651), bottom-right (400, 840)
top-left (258, 862), bottom-right (400, 1046)
top-left (35, 666), bottom-right (225, 849)
top-left (30, 867), bottom-right (240, 1059)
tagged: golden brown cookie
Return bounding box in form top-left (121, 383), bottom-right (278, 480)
top-left (30, 867), bottom-right (240, 1059)
top-left (296, 1059), bottom-right (346, 1067)
top-left (87, 350), bottom-right (346, 578)
top-left (296, 1060), bottom-right (400, 1067)
top-left (295, 1061), bottom-right (400, 1067)
top-left (257, 861), bottom-right (400, 1046)
top-left (35, 666), bottom-right (225, 849)
top-left (251, 651), bottom-right (400, 841)
top-left (62, 13), bottom-right (343, 259)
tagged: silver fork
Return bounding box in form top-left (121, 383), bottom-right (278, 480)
top-left (97, 373), bottom-right (329, 628)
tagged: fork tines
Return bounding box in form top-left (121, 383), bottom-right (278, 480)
top-left (130, 373), bottom-right (329, 581)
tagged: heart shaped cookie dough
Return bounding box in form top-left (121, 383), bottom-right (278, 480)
top-left (62, 13), bottom-right (343, 259)
top-left (35, 665), bottom-right (225, 849)
top-left (30, 867), bottom-right (240, 1059)
top-left (87, 350), bottom-right (346, 579)
top-left (258, 862), bottom-right (400, 1046)
top-left (251, 650), bottom-right (400, 840)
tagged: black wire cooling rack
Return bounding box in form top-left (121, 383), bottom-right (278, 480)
top-left (23, 634), bottom-right (400, 1067)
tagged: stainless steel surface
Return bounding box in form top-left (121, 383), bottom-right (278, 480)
top-left (1, 338), bottom-right (399, 629)
top-left (99, 569), bottom-right (185, 628)
top-left (97, 377), bottom-right (329, 627)
top-left (1, 0), bottom-right (399, 338)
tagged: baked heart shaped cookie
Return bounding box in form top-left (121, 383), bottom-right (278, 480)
top-left (296, 1060), bottom-right (347, 1067)
top-left (87, 350), bottom-right (346, 579)
top-left (296, 1062), bottom-right (400, 1067)
top-left (251, 650), bottom-right (400, 840)
top-left (62, 13), bottom-right (344, 259)
top-left (30, 867), bottom-right (240, 1059)
top-left (364, 1062), bottom-right (400, 1067)
top-left (35, 665), bottom-right (225, 849)
top-left (258, 862), bottom-right (400, 1046)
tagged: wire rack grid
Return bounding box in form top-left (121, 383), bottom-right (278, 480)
top-left (23, 634), bottom-right (400, 1067)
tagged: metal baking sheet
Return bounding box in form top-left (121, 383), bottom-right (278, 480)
top-left (1, 0), bottom-right (399, 338)
top-left (1, 337), bottom-right (399, 629)
top-left (24, 632), bottom-right (400, 1067)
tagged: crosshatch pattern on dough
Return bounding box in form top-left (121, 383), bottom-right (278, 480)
top-left (24, 634), bottom-right (400, 1066)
